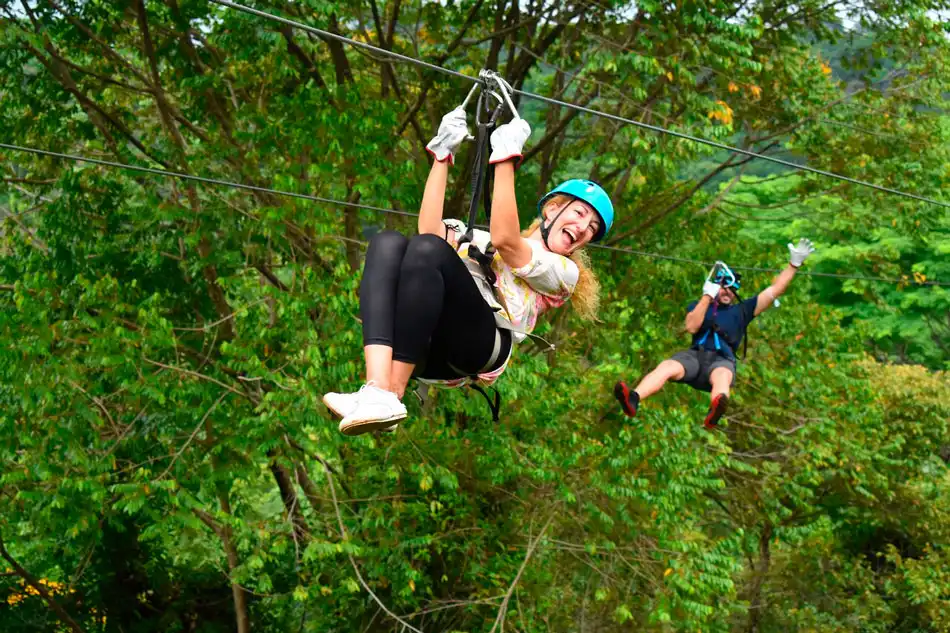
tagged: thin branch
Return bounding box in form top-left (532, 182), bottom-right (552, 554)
top-left (697, 161), bottom-right (751, 215)
top-left (142, 358), bottom-right (247, 399)
top-left (172, 299), bottom-right (267, 332)
top-left (489, 512), bottom-right (556, 633)
top-left (157, 392), bottom-right (230, 480)
top-left (323, 463), bottom-right (423, 633)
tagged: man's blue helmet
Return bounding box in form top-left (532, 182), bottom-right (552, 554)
top-left (714, 265), bottom-right (742, 290)
top-left (537, 179), bottom-right (614, 243)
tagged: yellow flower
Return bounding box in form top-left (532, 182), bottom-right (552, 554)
top-left (728, 82), bottom-right (739, 93)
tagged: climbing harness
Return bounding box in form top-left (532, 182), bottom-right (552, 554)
top-left (695, 261), bottom-right (748, 360)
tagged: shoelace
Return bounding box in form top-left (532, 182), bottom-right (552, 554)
top-left (355, 381), bottom-right (381, 403)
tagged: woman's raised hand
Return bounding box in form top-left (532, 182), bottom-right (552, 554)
top-left (488, 118), bottom-right (531, 167)
top-left (425, 107), bottom-right (472, 165)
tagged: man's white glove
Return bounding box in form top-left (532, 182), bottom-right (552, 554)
top-left (703, 280), bottom-right (722, 299)
top-left (788, 238), bottom-right (815, 268)
top-left (425, 107), bottom-right (471, 164)
top-left (488, 118), bottom-right (531, 167)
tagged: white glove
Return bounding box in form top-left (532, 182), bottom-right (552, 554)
top-left (425, 107), bottom-right (471, 164)
top-left (788, 238), bottom-right (815, 268)
top-left (488, 118), bottom-right (531, 166)
top-left (703, 281), bottom-right (722, 299)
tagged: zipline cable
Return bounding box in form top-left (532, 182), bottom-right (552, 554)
top-left (588, 242), bottom-right (946, 286)
top-left (0, 143), bottom-right (417, 219)
top-left (208, 0), bottom-right (950, 211)
top-left (208, 0), bottom-right (474, 82)
top-left (3, 142), bottom-right (947, 288)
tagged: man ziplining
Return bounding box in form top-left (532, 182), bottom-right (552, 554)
top-left (613, 239), bottom-right (816, 428)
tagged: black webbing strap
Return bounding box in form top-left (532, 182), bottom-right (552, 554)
top-left (457, 85), bottom-right (507, 424)
top-left (469, 384), bottom-right (502, 422)
top-left (459, 87), bottom-right (505, 247)
top-left (734, 290), bottom-right (748, 360)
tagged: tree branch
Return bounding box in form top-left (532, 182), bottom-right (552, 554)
top-left (0, 533), bottom-right (85, 633)
top-left (489, 512), bottom-right (556, 633)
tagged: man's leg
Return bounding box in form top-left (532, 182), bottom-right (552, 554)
top-left (615, 358), bottom-right (689, 418)
top-left (708, 366), bottom-right (733, 400)
top-left (703, 366), bottom-right (734, 429)
top-left (636, 360), bottom-right (688, 399)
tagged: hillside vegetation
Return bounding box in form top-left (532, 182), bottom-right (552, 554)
top-left (1, 1), bottom-right (949, 631)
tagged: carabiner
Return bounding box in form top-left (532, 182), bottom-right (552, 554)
top-left (479, 69), bottom-right (520, 120)
top-left (475, 88), bottom-right (506, 127)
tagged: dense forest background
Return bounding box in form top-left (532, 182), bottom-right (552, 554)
top-left (2, 0), bottom-right (949, 631)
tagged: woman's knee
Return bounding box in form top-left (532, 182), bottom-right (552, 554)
top-left (367, 230), bottom-right (409, 261)
top-left (403, 233), bottom-right (453, 269)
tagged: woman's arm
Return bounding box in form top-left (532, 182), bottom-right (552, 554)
top-left (419, 107), bottom-right (471, 237)
top-left (418, 159), bottom-right (450, 236)
top-left (490, 161), bottom-right (532, 268)
top-left (685, 295), bottom-right (714, 333)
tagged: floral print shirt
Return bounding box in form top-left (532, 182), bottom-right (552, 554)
top-left (418, 219), bottom-right (578, 388)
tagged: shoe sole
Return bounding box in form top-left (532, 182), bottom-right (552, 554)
top-left (339, 413), bottom-right (407, 436)
top-left (613, 381), bottom-right (637, 418)
top-left (704, 394), bottom-right (729, 429)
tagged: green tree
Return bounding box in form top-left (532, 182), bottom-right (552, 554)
top-left (2, 1), bottom-right (949, 632)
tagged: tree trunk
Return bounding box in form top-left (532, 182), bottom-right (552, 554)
top-left (746, 522), bottom-right (773, 633)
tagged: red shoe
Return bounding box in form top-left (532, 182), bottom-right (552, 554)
top-left (703, 394), bottom-right (729, 429)
top-left (613, 381), bottom-right (639, 418)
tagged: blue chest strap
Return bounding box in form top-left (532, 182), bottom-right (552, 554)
top-left (696, 328), bottom-right (720, 350)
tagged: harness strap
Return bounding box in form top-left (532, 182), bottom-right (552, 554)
top-left (459, 87), bottom-right (505, 247)
top-left (467, 241), bottom-right (498, 287)
top-left (446, 328), bottom-right (507, 423)
top-left (469, 384), bottom-right (502, 422)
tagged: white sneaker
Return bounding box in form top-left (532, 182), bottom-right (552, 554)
top-left (338, 385), bottom-right (407, 436)
top-left (322, 390), bottom-right (362, 419)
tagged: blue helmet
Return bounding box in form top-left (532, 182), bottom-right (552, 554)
top-left (537, 179), bottom-right (614, 243)
top-left (714, 265), bottom-right (742, 290)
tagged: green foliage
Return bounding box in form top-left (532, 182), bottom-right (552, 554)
top-left (1, 1), bottom-right (949, 632)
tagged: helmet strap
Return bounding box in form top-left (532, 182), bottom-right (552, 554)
top-left (539, 200), bottom-right (573, 251)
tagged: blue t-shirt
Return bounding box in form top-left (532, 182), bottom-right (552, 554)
top-left (687, 295), bottom-right (759, 362)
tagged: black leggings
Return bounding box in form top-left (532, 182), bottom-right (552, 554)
top-left (359, 231), bottom-right (511, 380)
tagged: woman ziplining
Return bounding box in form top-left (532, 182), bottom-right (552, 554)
top-left (323, 74), bottom-right (615, 436)
top-left (613, 239), bottom-right (815, 428)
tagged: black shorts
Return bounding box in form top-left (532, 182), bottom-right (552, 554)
top-left (669, 349), bottom-right (736, 393)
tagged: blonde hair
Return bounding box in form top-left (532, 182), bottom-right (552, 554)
top-left (522, 194), bottom-right (601, 321)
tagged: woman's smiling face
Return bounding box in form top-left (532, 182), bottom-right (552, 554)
top-left (542, 197), bottom-right (601, 255)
